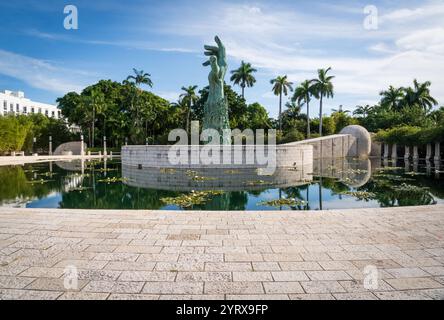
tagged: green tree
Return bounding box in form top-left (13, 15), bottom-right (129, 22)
top-left (270, 75), bottom-right (293, 133)
top-left (312, 67), bottom-right (334, 137)
top-left (179, 85), bottom-right (199, 133)
top-left (353, 105), bottom-right (373, 118)
top-left (379, 86), bottom-right (404, 111)
top-left (293, 80), bottom-right (317, 138)
top-left (230, 61), bottom-right (257, 99)
top-left (402, 79), bottom-right (437, 111)
top-left (126, 68), bottom-right (153, 89)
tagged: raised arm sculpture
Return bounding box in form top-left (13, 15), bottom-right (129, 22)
top-left (202, 36), bottom-right (231, 145)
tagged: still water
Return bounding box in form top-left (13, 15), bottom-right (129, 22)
top-left (0, 158), bottom-right (443, 210)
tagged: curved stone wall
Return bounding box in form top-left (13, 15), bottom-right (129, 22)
top-left (121, 144), bottom-right (313, 169)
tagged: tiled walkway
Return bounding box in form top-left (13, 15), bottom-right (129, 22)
top-left (0, 206), bottom-right (443, 300)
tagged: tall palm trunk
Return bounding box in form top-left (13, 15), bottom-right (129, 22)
top-left (278, 91), bottom-right (283, 132)
top-left (319, 94), bottom-right (323, 137)
top-left (241, 84), bottom-right (245, 100)
top-left (92, 106), bottom-right (95, 148)
top-left (306, 93), bottom-right (311, 138)
top-left (186, 102), bottom-right (191, 134)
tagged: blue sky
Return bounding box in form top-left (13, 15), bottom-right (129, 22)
top-left (1, 0), bottom-right (443, 118)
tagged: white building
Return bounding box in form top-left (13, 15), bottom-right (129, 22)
top-left (1, 90), bottom-right (61, 119)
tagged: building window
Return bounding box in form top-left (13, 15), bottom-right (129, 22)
top-left (10, 104), bottom-right (13, 112)
top-left (38, 108), bottom-right (42, 114)
top-left (58, 111), bottom-right (61, 118)
top-left (23, 106), bottom-right (27, 114)
top-left (16, 104), bottom-right (19, 112)
top-left (45, 110), bottom-right (48, 116)
top-left (51, 111), bottom-right (55, 118)
top-left (31, 107), bottom-right (35, 113)
top-left (3, 101), bottom-right (6, 111)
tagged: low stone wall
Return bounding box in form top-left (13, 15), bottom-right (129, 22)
top-left (285, 134), bottom-right (358, 159)
top-left (121, 144), bottom-right (313, 169)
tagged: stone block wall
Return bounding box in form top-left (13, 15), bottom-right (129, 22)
top-left (285, 134), bottom-right (358, 159)
top-left (121, 144), bottom-right (313, 169)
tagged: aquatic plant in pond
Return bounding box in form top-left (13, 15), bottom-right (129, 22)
top-left (161, 191), bottom-right (224, 208)
top-left (259, 198), bottom-right (307, 207)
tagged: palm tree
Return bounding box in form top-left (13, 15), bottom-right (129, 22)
top-left (403, 79), bottom-right (438, 111)
top-left (126, 68), bottom-right (153, 89)
top-left (83, 89), bottom-right (105, 148)
top-left (179, 85), bottom-right (199, 133)
top-left (270, 75), bottom-right (293, 132)
top-left (293, 80), bottom-right (316, 138)
top-left (379, 86), bottom-right (404, 111)
top-left (126, 69), bottom-right (153, 142)
top-left (230, 61), bottom-right (257, 99)
top-left (353, 105), bottom-right (373, 118)
top-left (312, 67), bottom-right (334, 137)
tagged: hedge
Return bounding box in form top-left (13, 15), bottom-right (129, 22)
top-left (376, 125), bottom-right (444, 146)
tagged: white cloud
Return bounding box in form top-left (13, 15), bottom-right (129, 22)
top-left (155, 1), bottom-right (444, 106)
top-left (156, 91), bottom-right (180, 102)
top-left (0, 49), bottom-right (94, 94)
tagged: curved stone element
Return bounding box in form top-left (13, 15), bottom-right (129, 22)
top-left (121, 144), bottom-right (313, 170)
top-left (339, 125), bottom-right (372, 158)
top-left (54, 141), bottom-right (87, 156)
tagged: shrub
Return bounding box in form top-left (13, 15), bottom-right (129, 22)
top-left (375, 125), bottom-right (443, 146)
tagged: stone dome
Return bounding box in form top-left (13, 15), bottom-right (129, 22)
top-left (339, 125), bottom-right (372, 158)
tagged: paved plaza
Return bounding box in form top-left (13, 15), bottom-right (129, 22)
top-left (0, 205), bottom-right (443, 300)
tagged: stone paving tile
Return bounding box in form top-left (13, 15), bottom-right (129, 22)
top-left (18, 267), bottom-right (64, 278)
top-left (119, 271), bottom-right (176, 282)
top-left (54, 259), bottom-right (108, 270)
top-left (339, 280), bottom-right (394, 293)
top-left (422, 266), bottom-right (444, 276)
top-left (155, 262), bottom-right (205, 272)
top-left (58, 292), bottom-right (110, 300)
top-left (94, 253), bottom-right (140, 262)
top-left (252, 262), bottom-right (281, 271)
top-left (142, 282), bottom-right (203, 294)
top-left (263, 282), bottom-right (304, 294)
top-left (300, 281), bottom-right (346, 294)
top-left (205, 282), bottom-right (263, 294)
top-left (205, 262), bottom-right (253, 271)
top-left (271, 271), bottom-right (309, 282)
top-left (83, 281), bottom-right (144, 294)
top-left (279, 261), bottom-right (323, 271)
top-left (26, 277), bottom-right (88, 291)
top-left (306, 271), bottom-right (352, 281)
top-left (385, 277), bottom-right (443, 290)
top-left (225, 254), bottom-right (263, 262)
top-left (333, 292), bottom-right (378, 300)
top-left (0, 276), bottom-right (35, 289)
top-left (233, 272), bottom-right (273, 282)
top-left (176, 272), bottom-right (231, 282)
top-left (319, 261), bottom-right (358, 271)
top-left (104, 261), bottom-right (156, 271)
top-left (385, 267), bottom-right (430, 278)
top-left (0, 289), bottom-right (62, 300)
top-left (289, 293), bottom-right (335, 300)
top-left (419, 288), bottom-right (444, 300)
top-left (374, 290), bottom-right (432, 300)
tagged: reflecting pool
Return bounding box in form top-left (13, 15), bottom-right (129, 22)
top-left (0, 158), bottom-right (443, 210)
